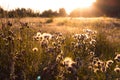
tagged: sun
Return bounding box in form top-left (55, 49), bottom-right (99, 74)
top-left (62, 0), bottom-right (96, 13)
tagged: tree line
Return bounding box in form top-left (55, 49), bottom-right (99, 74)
top-left (0, 7), bottom-right (67, 18)
top-left (0, 0), bottom-right (120, 18)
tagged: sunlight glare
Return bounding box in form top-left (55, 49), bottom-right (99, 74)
top-left (0, 0), bottom-right (96, 14)
top-left (62, 0), bottom-right (96, 13)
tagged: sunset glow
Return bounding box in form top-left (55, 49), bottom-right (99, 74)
top-left (0, 0), bottom-right (96, 13)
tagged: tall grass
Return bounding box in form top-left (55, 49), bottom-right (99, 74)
top-left (0, 17), bottom-right (120, 80)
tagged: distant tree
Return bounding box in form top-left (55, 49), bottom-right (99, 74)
top-left (0, 7), bottom-right (5, 18)
top-left (8, 10), bottom-right (15, 18)
top-left (21, 8), bottom-right (27, 17)
top-left (40, 9), bottom-right (59, 17)
top-left (58, 8), bottom-right (67, 17)
top-left (0, 7), bottom-right (40, 18)
top-left (26, 8), bottom-right (33, 17)
top-left (52, 11), bottom-right (59, 17)
top-left (7, 8), bottom-right (41, 18)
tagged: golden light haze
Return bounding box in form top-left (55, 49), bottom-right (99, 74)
top-left (0, 0), bottom-right (96, 14)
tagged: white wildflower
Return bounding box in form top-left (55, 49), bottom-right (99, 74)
top-left (114, 65), bottom-right (120, 73)
top-left (32, 47), bottom-right (38, 52)
top-left (62, 57), bottom-right (75, 68)
top-left (73, 34), bottom-right (81, 39)
top-left (89, 39), bottom-right (96, 45)
top-left (106, 60), bottom-right (114, 68)
top-left (41, 33), bottom-right (53, 40)
top-left (56, 54), bottom-right (63, 62)
top-left (93, 68), bottom-right (99, 73)
top-left (114, 54), bottom-right (120, 62)
top-left (36, 32), bottom-right (42, 37)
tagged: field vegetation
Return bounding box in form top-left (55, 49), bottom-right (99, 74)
top-left (0, 17), bottom-right (120, 80)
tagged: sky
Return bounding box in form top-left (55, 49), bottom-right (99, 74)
top-left (0, 0), bottom-right (96, 14)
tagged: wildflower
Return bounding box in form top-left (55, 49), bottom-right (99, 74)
top-left (83, 29), bottom-right (97, 35)
top-left (33, 36), bottom-right (40, 41)
top-left (93, 68), bottom-right (99, 73)
top-left (46, 47), bottom-right (54, 53)
top-left (58, 32), bottom-right (63, 36)
top-left (83, 29), bottom-right (92, 33)
top-left (56, 54), bottom-right (63, 62)
top-left (74, 43), bottom-right (82, 49)
top-left (33, 32), bottom-right (42, 41)
top-left (60, 38), bottom-right (65, 44)
top-left (98, 61), bottom-right (104, 66)
top-left (36, 32), bottom-right (42, 37)
top-left (32, 47), bottom-right (38, 52)
top-left (93, 57), bottom-right (100, 62)
top-left (94, 60), bottom-right (104, 69)
top-left (71, 42), bottom-right (75, 46)
top-left (52, 42), bottom-right (57, 46)
top-left (42, 33), bottom-right (53, 40)
top-left (62, 57), bottom-right (75, 68)
top-left (56, 44), bottom-right (61, 49)
top-left (7, 36), bottom-right (14, 41)
top-left (17, 37), bottom-right (22, 41)
top-left (100, 64), bottom-right (107, 72)
top-left (41, 39), bottom-right (48, 48)
top-left (67, 64), bottom-right (78, 74)
top-left (88, 51), bottom-right (95, 56)
top-left (89, 39), bottom-right (96, 45)
top-left (106, 60), bottom-right (114, 68)
top-left (88, 65), bottom-right (93, 70)
top-left (75, 57), bottom-right (81, 66)
top-left (73, 34), bottom-right (81, 39)
top-left (78, 34), bottom-right (85, 40)
top-left (114, 66), bottom-right (120, 73)
top-left (56, 51), bottom-right (64, 62)
top-left (114, 54), bottom-right (120, 62)
top-left (84, 34), bottom-right (89, 40)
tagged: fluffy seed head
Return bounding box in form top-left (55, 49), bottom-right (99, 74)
top-left (32, 47), bottom-right (38, 52)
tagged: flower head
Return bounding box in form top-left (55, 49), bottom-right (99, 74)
top-left (36, 32), bottom-right (42, 37)
top-left (42, 33), bottom-right (53, 40)
top-left (93, 68), bottom-right (99, 73)
top-left (32, 47), bottom-right (38, 52)
top-left (114, 66), bottom-right (120, 73)
top-left (62, 57), bottom-right (75, 68)
top-left (114, 54), bottom-right (120, 62)
top-left (106, 60), bottom-right (114, 68)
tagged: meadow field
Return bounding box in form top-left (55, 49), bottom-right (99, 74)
top-left (0, 17), bottom-right (120, 80)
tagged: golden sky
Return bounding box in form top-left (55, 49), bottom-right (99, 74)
top-left (0, 0), bottom-right (96, 13)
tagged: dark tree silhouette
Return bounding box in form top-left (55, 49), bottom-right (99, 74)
top-left (40, 9), bottom-right (59, 17)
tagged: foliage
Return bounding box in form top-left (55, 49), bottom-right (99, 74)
top-left (40, 9), bottom-right (58, 17)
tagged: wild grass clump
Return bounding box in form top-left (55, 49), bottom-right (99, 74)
top-left (45, 18), bottom-right (54, 23)
top-left (95, 32), bottom-right (116, 60)
top-left (57, 19), bottom-right (71, 26)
